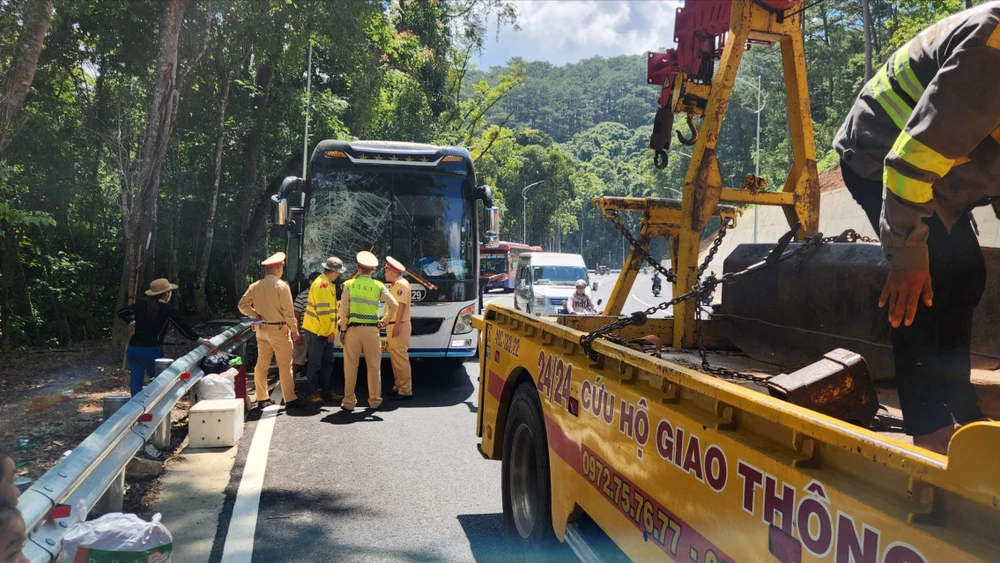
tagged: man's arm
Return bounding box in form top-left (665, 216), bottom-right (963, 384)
top-left (879, 44), bottom-right (1000, 327)
top-left (338, 286), bottom-right (350, 333)
top-left (237, 284), bottom-right (257, 318)
top-left (565, 296), bottom-right (577, 314)
top-left (380, 285), bottom-right (398, 326)
top-left (279, 285), bottom-right (297, 328)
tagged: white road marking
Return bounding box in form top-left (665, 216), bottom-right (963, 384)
top-left (221, 404), bottom-right (279, 563)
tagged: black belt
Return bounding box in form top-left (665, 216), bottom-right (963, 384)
top-left (386, 320), bottom-right (410, 325)
top-left (258, 321), bottom-right (285, 326)
top-left (347, 322), bottom-right (378, 328)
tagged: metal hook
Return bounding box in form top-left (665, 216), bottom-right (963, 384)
top-left (676, 114), bottom-right (698, 146)
top-left (654, 149), bottom-right (669, 170)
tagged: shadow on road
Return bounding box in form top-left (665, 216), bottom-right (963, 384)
top-left (250, 489), bottom-right (442, 562)
top-left (457, 513), bottom-right (509, 562)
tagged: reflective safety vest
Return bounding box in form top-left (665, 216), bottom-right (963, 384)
top-left (344, 276), bottom-right (381, 325)
top-left (302, 275), bottom-right (338, 337)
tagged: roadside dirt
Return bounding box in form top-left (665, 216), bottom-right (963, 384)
top-left (0, 339), bottom-right (201, 513)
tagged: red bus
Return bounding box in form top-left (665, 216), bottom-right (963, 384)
top-left (479, 241), bottom-right (542, 293)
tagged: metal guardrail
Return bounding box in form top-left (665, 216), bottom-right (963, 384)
top-left (19, 322), bottom-right (253, 562)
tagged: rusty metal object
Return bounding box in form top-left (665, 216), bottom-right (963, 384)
top-left (721, 243), bottom-right (1000, 380)
top-left (766, 348), bottom-right (879, 427)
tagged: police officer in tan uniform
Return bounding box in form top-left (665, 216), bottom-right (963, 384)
top-left (238, 252), bottom-right (301, 409)
top-left (380, 256), bottom-right (412, 400)
top-left (338, 251), bottom-right (397, 410)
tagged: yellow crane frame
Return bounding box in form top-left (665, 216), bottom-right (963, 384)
top-left (598, 0), bottom-right (820, 349)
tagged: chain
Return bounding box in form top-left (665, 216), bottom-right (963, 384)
top-left (604, 210), bottom-right (677, 283)
top-left (580, 225), bottom-right (826, 378)
top-left (697, 216), bottom-right (733, 279)
top-left (584, 207), bottom-right (876, 382)
top-left (820, 228), bottom-right (878, 244)
top-left (694, 282), bottom-right (773, 384)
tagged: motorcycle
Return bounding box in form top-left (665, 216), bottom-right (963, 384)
top-left (651, 275), bottom-right (662, 297)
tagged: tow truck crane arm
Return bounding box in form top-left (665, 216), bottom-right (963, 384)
top-left (647, 0), bottom-right (804, 169)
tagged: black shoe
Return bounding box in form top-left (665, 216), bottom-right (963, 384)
top-left (253, 400), bottom-right (273, 410)
top-left (387, 394), bottom-right (412, 401)
top-left (322, 390), bottom-right (344, 402)
top-left (284, 399), bottom-right (306, 409)
top-left (385, 389), bottom-right (400, 397)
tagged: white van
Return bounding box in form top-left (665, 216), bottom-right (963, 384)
top-left (513, 252), bottom-right (590, 316)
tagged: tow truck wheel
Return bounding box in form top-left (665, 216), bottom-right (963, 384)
top-left (502, 383), bottom-right (555, 553)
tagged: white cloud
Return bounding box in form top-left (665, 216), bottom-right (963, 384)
top-left (477, 0), bottom-right (680, 68)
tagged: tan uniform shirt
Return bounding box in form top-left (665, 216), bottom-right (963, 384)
top-left (383, 278), bottom-right (411, 324)
top-left (238, 274), bottom-right (297, 327)
top-left (338, 277), bottom-right (398, 332)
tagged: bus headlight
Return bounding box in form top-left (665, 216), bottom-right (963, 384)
top-left (453, 304), bottom-right (475, 334)
top-left (535, 296), bottom-right (546, 306)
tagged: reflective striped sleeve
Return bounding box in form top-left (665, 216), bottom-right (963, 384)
top-left (880, 191), bottom-right (932, 271)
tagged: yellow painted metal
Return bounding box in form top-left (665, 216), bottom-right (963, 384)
top-left (593, 196), bottom-right (740, 317)
top-left (477, 301), bottom-right (1000, 561)
top-left (475, 2), bottom-right (997, 560)
top-left (663, 0), bottom-right (820, 348)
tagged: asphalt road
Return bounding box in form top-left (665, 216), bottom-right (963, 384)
top-left (204, 276), bottom-right (680, 563)
top-left (209, 359), bottom-right (537, 563)
top-left (481, 270), bottom-right (685, 317)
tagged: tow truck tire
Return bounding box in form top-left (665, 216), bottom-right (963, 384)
top-left (502, 383), bottom-right (556, 554)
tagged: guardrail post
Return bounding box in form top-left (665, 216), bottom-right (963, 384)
top-left (93, 396), bottom-right (131, 515)
top-left (151, 358), bottom-right (174, 450)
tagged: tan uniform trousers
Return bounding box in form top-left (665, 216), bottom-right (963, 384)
top-left (387, 321), bottom-right (412, 396)
top-left (253, 325), bottom-right (296, 404)
top-left (343, 326), bottom-right (382, 409)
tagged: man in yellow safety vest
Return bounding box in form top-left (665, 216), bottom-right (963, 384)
top-left (338, 251), bottom-right (397, 411)
top-left (301, 256), bottom-right (346, 404)
top-left (833, 3), bottom-right (1000, 452)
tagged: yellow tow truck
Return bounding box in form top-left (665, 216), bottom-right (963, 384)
top-left (474, 1), bottom-right (1000, 560)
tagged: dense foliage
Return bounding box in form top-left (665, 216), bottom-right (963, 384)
top-left (0, 0), bottom-right (981, 351)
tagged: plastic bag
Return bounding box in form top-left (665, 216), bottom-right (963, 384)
top-left (199, 352), bottom-right (238, 374)
top-left (60, 512), bottom-right (172, 563)
top-left (195, 373), bottom-right (235, 401)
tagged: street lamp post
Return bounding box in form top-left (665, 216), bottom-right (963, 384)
top-left (522, 181), bottom-right (544, 244)
top-left (735, 75), bottom-right (767, 243)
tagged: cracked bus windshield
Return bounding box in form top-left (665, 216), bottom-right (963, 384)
top-left (304, 171), bottom-right (474, 281)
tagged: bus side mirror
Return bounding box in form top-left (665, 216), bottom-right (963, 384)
top-left (486, 206), bottom-right (500, 246)
top-left (272, 176), bottom-right (304, 227)
top-left (597, 299), bottom-right (603, 306)
top-left (476, 184), bottom-right (494, 207)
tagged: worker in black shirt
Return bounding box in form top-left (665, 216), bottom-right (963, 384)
top-left (117, 278), bottom-right (211, 396)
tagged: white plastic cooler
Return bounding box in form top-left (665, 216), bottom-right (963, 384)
top-left (188, 398), bottom-right (244, 448)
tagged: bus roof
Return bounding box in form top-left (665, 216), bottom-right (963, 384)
top-left (310, 139), bottom-right (474, 178)
top-left (480, 241), bottom-right (542, 251)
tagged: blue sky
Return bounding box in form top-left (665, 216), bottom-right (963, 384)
top-left (475, 0), bottom-right (681, 69)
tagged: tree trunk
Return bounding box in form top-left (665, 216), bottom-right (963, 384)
top-left (114, 0), bottom-right (192, 350)
top-left (0, 0), bottom-right (54, 153)
top-left (193, 63), bottom-right (232, 317)
top-left (234, 152), bottom-right (301, 300)
top-left (234, 60), bottom-right (275, 299)
top-left (862, 0), bottom-right (873, 82)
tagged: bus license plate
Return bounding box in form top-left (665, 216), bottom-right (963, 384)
top-left (381, 339), bottom-right (389, 353)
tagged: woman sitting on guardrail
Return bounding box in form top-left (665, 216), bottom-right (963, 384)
top-left (117, 279), bottom-right (212, 396)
